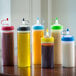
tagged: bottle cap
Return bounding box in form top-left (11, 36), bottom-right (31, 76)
top-left (61, 36), bottom-right (74, 41)
top-left (2, 26), bottom-right (14, 31)
top-left (32, 17), bottom-right (44, 30)
top-left (51, 17), bottom-right (63, 30)
top-left (17, 18), bottom-right (30, 31)
top-left (1, 18), bottom-right (14, 31)
top-left (41, 37), bottom-right (54, 43)
top-left (61, 29), bottom-right (74, 41)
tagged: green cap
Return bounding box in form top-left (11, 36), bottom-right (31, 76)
top-left (51, 17), bottom-right (63, 30)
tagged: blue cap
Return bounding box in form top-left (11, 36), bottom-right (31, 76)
top-left (32, 17), bottom-right (44, 30)
top-left (61, 35), bottom-right (74, 41)
top-left (67, 28), bottom-right (69, 31)
top-left (32, 25), bottom-right (44, 30)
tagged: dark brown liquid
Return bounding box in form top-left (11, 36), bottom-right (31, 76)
top-left (42, 45), bottom-right (54, 68)
top-left (2, 32), bottom-right (14, 66)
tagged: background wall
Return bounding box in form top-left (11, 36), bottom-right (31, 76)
top-left (0, 0), bottom-right (11, 49)
top-left (0, 0), bottom-right (76, 51)
top-left (11, 0), bottom-right (32, 49)
top-left (41, 0), bottom-right (52, 35)
top-left (0, 0), bottom-right (11, 23)
top-left (11, 0), bottom-right (76, 44)
top-left (11, 0), bottom-right (52, 50)
top-left (0, 0), bottom-right (11, 59)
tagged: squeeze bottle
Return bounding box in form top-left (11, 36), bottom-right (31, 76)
top-left (32, 17), bottom-right (44, 64)
top-left (51, 18), bottom-right (63, 64)
top-left (1, 18), bottom-right (14, 66)
top-left (62, 29), bottom-right (75, 67)
top-left (41, 29), bottom-right (54, 68)
top-left (17, 18), bottom-right (31, 67)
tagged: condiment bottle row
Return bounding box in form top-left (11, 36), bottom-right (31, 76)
top-left (1, 18), bottom-right (75, 68)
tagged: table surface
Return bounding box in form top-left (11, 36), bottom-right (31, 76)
top-left (0, 48), bottom-right (76, 76)
top-left (0, 65), bottom-right (76, 76)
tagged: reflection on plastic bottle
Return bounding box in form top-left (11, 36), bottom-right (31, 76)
top-left (63, 68), bottom-right (75, 76)
top-left (41, 69), bottom-right (54, 76)
top-left (18, 67), bottom-right (31, 76)
top-left (1, 66), bottom-right (15, 75)
top-left (54, 67), bottom-right (63, 76)
top-left (32, 65), bottom-right (41, 76)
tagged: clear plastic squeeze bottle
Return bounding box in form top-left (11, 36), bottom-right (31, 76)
top-left (62, 28), bottom-right (75, 67)
top-left (41, 29), bottom-right (54, 68)
top-left (51, 18), bottom-right (63, 64)
top-left (17, 18), bottom-right (31, 67)
top-left (32, 17), bottom-right (44, 64)
top-left (1, 18), bottom-right (14, 66)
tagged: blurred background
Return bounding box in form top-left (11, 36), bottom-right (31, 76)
top-left (0, 0), bottom-right (76, 60)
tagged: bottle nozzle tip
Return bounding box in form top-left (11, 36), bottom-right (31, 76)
top-left (55, 17), bottom-right (58, 24)
top-left (37, 17), bottom-right (40, 25)
top-left (23, 18), bottom-right (25, 21)
top-left (56, 17), bottom-right (58, 20)
top-left (22, 18), bottom-right (25, 25)
top-left (6, 18), bottom-right (8, 21)
top-left (67, 28), bottom-right (69, 31)
top-left (37, 17), bottom-right (39, 20)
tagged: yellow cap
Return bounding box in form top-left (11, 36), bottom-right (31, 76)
top-left (41, 36), bottom-right (54, 43)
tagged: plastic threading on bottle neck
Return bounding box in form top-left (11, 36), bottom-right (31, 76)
top-left (17, 31), bottom-right (30, 33)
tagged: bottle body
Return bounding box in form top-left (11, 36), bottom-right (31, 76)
top-left (41, 43), bottom-right (54, 68)
top-left (51, 30), bottom-right (62, 64)
top-left (32, 30), bottom-right (44, 64)
top-left (62, 41), bottom-right (75, 67)
top-left (17, 31), bottom-right (31, 67)
top-left (1, 30), bottom-right (14, 66)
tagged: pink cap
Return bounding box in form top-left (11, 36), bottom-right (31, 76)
top-left (1, 26), bottom-right (14, 31)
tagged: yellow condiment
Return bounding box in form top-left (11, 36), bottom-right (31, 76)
top-left (17, 32), bottom-right (30, 67)
top-left (18, 67), bottom-right (31, 76)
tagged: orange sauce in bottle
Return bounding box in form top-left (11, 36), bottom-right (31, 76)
top-left (32, 30), bottom-right (44, 64)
